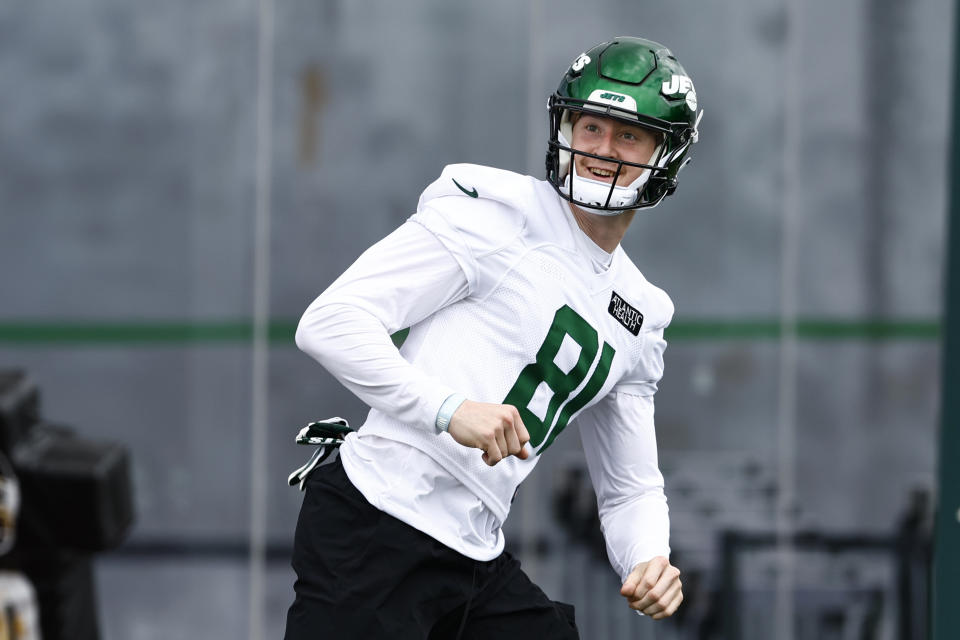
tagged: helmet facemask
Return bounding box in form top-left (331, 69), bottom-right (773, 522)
top-left (558, 111), bottom-right (667, 214)
top-left (548, 96), bottom-right (693, 213)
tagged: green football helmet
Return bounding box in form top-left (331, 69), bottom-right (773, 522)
top-left (547, 36), bottom-right (702, 213)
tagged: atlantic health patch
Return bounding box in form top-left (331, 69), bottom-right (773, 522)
top-left (608, 291), bottom-right (643, 336)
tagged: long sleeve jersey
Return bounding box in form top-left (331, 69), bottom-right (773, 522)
top-left (296, 163), bottom-right (674, 581)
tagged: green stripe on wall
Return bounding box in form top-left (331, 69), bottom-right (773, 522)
top-left (0, 318), bottom-right (940, 347)
top-left (667, 319), bottom-right (939, 340)
top-left (0, 321), bottom-right (298, 345)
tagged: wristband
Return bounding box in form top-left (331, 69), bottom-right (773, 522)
top-left (435, 393), bottom-right (466, 433)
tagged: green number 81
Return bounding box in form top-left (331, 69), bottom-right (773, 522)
top-left (503, 305), bottom-right (615, 454)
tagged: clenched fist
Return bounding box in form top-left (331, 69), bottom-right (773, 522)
top-left (620, 556), bottom-right (683, 619)
top-left (447, 400), bottom-right (531, 466)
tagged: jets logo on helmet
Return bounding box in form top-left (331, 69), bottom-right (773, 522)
top-left (571, 53), bottom-right (591, 72)
top-left (661, 74), bottom-right (694, 97)
top-left (546, 36), bottom-right (703, 213)
top-left (588, 89), bottom-right (638, 113)
top-left (661, 74), bottom-right (698, 112)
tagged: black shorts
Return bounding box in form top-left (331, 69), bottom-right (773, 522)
top-left (284, 456), bottom-right (579, 640)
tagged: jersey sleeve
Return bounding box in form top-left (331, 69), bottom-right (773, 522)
top-left (614, 327), bottom-right (668, 396)
top-left (410, 164), bottom-right (527, 298)
top-left (297, 166), bottom-right (528, 431)
top-left (577, 391), bottom-right (670, 583)
top-left (295, 220), bottom-right (469, 430)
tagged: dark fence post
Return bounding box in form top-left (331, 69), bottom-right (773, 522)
top-left (932, 6), bottom-right (960, 638)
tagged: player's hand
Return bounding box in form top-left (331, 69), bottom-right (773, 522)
top-left (447, 400), bottom-right (531, 466)
top-left (620, 556), bottom-right (683, 619)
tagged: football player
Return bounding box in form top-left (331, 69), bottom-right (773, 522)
top-left (285, 35), bottom-right (701, 639)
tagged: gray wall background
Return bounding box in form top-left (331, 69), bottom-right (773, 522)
top-left (0, 0), bottom-right (952, 638)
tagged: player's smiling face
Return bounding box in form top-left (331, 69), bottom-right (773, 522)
top-left (570, 113), bottom-right (659, 186)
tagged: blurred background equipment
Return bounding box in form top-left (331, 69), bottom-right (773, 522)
top-left (542, 457), bottom-right (932, 640)
top-left (0, 0), bottom-right (954, 638)
top-left (0, 572), bottom-right (42, 640)
top-left (0, 371), bottom-right (135, 640)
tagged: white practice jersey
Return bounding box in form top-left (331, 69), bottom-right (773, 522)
top-left (296, 163), bottom-right (674, 582)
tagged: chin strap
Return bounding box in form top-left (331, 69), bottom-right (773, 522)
top-left (562, 170), bottom-right (633, 214)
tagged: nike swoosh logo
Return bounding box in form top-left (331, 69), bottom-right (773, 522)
top-left (452, 178), bottom-right (478, 198)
